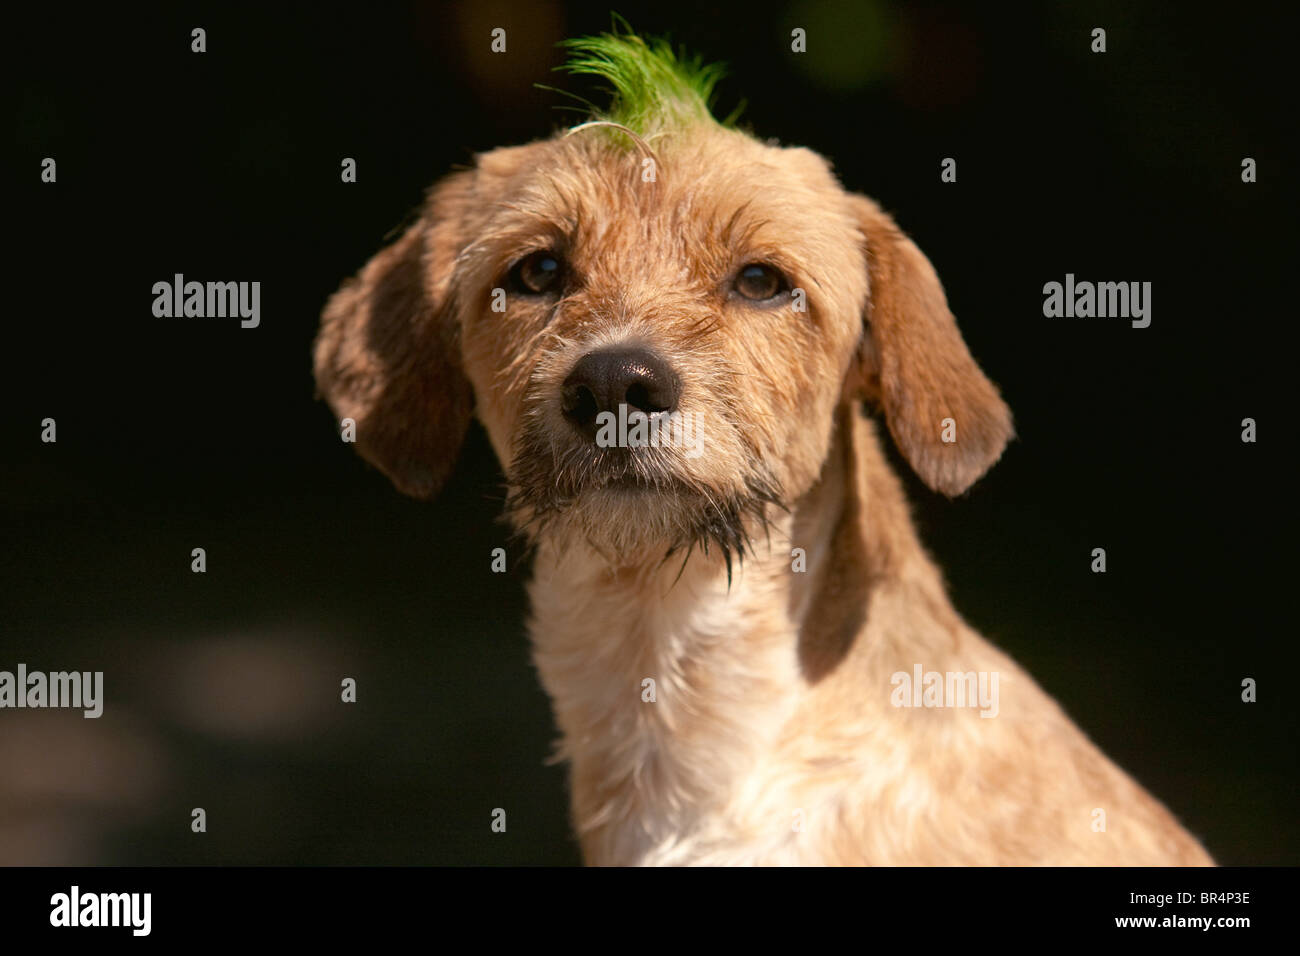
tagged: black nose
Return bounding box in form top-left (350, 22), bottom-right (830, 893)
top-left (561, 347), bottom-right (682, 433)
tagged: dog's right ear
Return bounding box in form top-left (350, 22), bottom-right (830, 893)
top-left (313, 173), bottom-right (476, 499)
top-left (846, 194), bottom-right (1013, 497)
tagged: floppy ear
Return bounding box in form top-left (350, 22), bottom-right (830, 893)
top-left (847, 194), bottom-right (1013, 496)
top-left (314, 174), bottom-right (475, 499)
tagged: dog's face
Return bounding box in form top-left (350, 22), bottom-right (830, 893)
top-left (459, 128), bottom-right (875, 561)
top-left (315, 120), bottom-right (1012, 564)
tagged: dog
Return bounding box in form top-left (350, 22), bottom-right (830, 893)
top-left (314, 29), bottom-right (1213, 865)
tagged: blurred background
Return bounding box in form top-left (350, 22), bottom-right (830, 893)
top-left (3, 0), bottom-right (1294, 864)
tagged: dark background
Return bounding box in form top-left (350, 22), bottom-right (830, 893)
top-left (3, 0), bottom-right (1294, 865)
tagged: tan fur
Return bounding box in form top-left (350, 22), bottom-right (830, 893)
top-left (314, 120), bottom-right (1213, 866)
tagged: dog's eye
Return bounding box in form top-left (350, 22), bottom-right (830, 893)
top-left (510, 251), bottom-right (564, 295)
top-left (734, 263), bottom-right (787, 302)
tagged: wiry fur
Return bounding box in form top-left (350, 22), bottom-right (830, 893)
top-left (313, 32), bottom-right (1213, 866)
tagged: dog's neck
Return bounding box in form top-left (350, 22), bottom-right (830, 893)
top-left (525, 406), bottom-right (940, 864)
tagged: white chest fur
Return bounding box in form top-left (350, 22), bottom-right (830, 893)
top-left (526, 538), bottom-right (812, 865)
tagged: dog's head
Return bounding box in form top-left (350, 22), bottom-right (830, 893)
top-left (314, 30), bottom-right (1012, 565)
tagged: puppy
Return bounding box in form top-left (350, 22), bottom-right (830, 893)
top-left (314, 29), bottom-right (1212, 865)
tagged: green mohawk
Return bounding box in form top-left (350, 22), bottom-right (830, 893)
top-left (554, 17), bottom-right (740, 135)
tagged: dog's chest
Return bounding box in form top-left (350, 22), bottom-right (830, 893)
top-left (526, 553), bottom-right (816, 864)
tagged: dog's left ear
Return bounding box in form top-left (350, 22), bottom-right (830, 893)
top-left (845, 194), bottom-right (1013, 496)
top-left (314, 173), bottom-right (476, 499)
